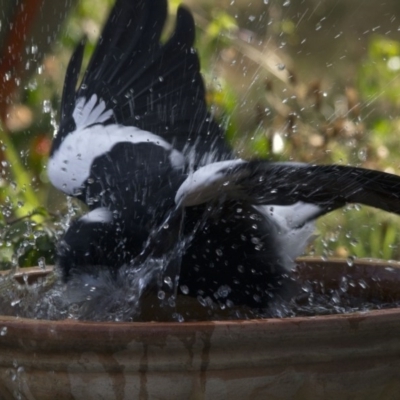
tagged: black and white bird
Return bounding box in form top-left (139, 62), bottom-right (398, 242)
top-left (48, 0), bottom-right (400, 319)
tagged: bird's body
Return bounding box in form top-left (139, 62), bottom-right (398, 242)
top-left (48, 0), bottom-right (400, 320)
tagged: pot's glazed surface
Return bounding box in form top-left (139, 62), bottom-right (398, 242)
top-left (0, 258), bottom-right (400, 400)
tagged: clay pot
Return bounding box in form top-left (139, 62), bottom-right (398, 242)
top-left (1, 258), bottom-right (400, 400)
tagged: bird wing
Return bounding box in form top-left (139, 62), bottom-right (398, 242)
top-left (175, 160), bottom-right (400, 219)
top-left (48, 0), bottom-right (229, 205)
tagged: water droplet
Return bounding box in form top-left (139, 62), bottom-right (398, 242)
top-left (358, 148), bottom-right (367, 162)
top-left (346, 256), bottom-right (355, 267)
top-left (0, 327), bottom-right (7, 336)
top-left (42, 99), bottom-right (51, 113)
top-left (385, 267), bottom-right (395, 272)
top-left (358, 279), bottom-right (368, 289)
top-left (197, 295), bottom-right (207, 307)
top-left (331, 291), bottom-right (341, 304)
top-left (215, 249), bottom-right (223, 256)
top-left (164, 293), bottom-right (175, 306)
top-left (163, 276), bottom-right (172, 288)
top-left (339, 276), bottom-right (348, 292)
top-left (216, 285), bottom-right (231, 298)
top-left (172, 312), bottom-right (184, 322)
top-left (253, 294), bottom-right (261, 303)
top-left (157, 290), bottom-right (165, 300)
top-left (349, 238), bottom-right (358, 247)
top-left (301, 283), bottom-right (312, 293)
top-left (180, 285), bottom-right (189, 295)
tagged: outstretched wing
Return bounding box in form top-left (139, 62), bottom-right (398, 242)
top-left (176, 160), bottom-right (400, 219)
top-left (48, 0), bottom-right (230, 208)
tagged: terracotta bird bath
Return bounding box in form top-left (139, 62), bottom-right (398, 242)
top-left (0, 257), bottom-right (400, 399)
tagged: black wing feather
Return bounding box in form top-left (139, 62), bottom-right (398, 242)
top-left (58, 0), bottom-right (229, 160)
top-left (233, 163), bottom-right (400, 216)
top-left (59, 39), bottom-right (85, 122)
top-left (81, 0), bottom-right (166, 91)
top-left (179, 161), bottom-right (400, 217)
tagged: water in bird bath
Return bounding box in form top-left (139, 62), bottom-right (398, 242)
top-left (1, 255), bottom-right (400, 322)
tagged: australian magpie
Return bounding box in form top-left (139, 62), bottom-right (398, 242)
top-left (48, 0), bottom-right (400, 318)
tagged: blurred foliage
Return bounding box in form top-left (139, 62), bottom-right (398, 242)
top-left (1, 0), bottom-right (400, 270)
top-left (359, 35), bottom-right (400, 107)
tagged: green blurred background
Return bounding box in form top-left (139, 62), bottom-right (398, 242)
top-left (1, 0), bottom-right (400, 270)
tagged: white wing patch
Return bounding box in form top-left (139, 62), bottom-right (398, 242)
top-left (254, 202), bottom-right (321, 271)
top-left (175, 159), bottom-right (245, 206)
top-left (48, 114), bottom-right (185, 195)
top-left (73, 95), bottom-right (114, 130)
top-left (80, 208), bottom-right (113, 224)
top-left (264, 202), bottom-right (322, 230)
